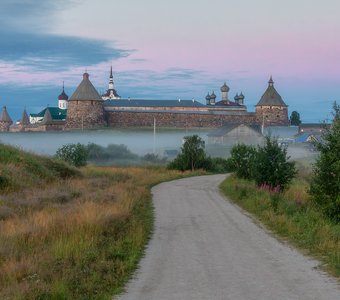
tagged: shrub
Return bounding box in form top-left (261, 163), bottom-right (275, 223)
top-left (229, 144), bottom-right (256, 179)
top-left (310, 102), bottom-right (340, 222)
top-left (206, 157), bottom-right (235, 173)
top-left (142, 153), bottom-right (167, 164)
top-left (253, 136), bottom-right (296, 191)
top-left (86, 143), bottom-right (138, 161)
top-left (55, 143), bottom-right (88, 167)
top-left (168, 135), bottom-right (207, 171)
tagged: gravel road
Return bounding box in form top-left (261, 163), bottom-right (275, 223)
top-left (118, 174), bottom-right (340, 300)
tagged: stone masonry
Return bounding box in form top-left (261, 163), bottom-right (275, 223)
top-left (106, 111), bottom-right (257, 128)
top-left (65, 100), bottom-right (106, 129)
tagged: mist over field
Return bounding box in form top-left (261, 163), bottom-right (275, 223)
top-left (0, 128), bottom-right (318, 167)
top-left (0, 129), bottom-right (208, 156)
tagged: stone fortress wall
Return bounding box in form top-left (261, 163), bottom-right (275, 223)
top-left (0, 71), bottom-right (289, 131)
top-left (106, 111), bottom-right (258, 128)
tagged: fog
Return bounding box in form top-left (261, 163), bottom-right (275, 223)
top-left (0, 129), bottom-right (210, 156)
top-left (0, 129), bottom-right (318, 165)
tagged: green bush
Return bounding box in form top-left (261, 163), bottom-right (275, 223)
top-left (142, 153), bottom-right (167, 164)
top-left (55, 143), bottom-right (88, 167)
top-left (310, 102), bottom-right (340, 222)
top-left (205, 157), bottom-right (235, 173)
top-left (168, 136), bottom-right (237, 173)
top-left (290, 111), bottom-right (301, 126)
top-left (168, 135), bottom-right (207, 171)
top-left (253, 136), bottom-right (296, 191)
top-left (86, 143), bottom-right (138, 161)
top-left (229, 144), bottom-right (256, 179)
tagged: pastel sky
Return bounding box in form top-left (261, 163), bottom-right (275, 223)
top-left (0, 0), bottom-right (339, 121)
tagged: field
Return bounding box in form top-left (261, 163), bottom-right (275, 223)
top-left (0, 143), bottom-right (203, 299)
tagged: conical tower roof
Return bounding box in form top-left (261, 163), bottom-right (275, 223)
top-left (0, 106), bottom-right (13, 123)
top-left (21, 109), bottom-right (30, 125)
top-left (42, 108), bottom-right (53, 125)
top-left (69, 73), bottom-right (103, 101)
top-left (256, 77), bottom-right (287, 107)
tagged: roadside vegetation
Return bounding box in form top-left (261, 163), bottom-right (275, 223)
top-left (220, 172), bottom-right (340, 278)
top-left (168, 135), bottom-right (234, 173)
top-left (0, 142), bottom-right (204, 299)
top-left (221, 103), bottom-right (340, 278)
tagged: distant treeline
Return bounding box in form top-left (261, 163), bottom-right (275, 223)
top-left (86, 143), bottom-right (167, 165)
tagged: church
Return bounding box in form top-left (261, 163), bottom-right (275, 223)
top-left (0, 69), bottom-right (289, 132)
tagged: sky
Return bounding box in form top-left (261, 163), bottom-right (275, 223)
top-left (0, 0), bottom-right (340, 122)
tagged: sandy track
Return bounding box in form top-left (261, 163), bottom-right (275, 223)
top-left (118, 175), bottom-right (339, 300)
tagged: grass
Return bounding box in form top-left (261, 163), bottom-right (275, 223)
top-left (0, 143), bottom-right (206, 299)
top-left (0, 143), bottom-right (80, 193)
top-left (220, 173), bottom-right (340, 279)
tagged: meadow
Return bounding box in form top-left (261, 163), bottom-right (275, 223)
top-left (0, 143), bottom-right (203, 299)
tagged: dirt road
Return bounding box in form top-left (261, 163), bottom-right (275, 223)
top-left (118, 175), bottom-right (339, 300)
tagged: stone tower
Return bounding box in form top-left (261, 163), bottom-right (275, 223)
top-left (0, 106), bottom-right (13, 131)
top-left (65, 72), bottom-right (106, 129)
top-left (255, 77), bottom-right (289, 126)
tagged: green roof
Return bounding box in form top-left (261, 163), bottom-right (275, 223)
top-left (30, 107), bottom-right (67, 121)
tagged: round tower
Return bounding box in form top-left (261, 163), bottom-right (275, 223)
top-left (65, 72), bottom-right (106, 129)
top-left (255, 76), bottom-right (289, 126)
top-left (58, 82), bottom-right (69, 109)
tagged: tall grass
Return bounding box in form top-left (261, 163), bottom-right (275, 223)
top-left (0, 150), bottom-right (201, 299)
top-left (220, 174), bottom-right (340, 278)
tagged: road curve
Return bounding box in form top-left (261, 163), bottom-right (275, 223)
top-left (118, 174), bottom-right (340, 300)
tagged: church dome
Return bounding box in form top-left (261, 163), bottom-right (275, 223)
top-left (205, 93), bottom-right (211, 101)
top-left (58, 90), bottom-right (68, 101)
top-left (220, 82), bottom-right (230, 92)
top-left (239, 92), bottom-right (244, 100)
top-left (58, 83), bottom-right (69, 100)
top-left (234, 93), bottom-right (239, 101)
top-left (210, 91), bottom-right (216, 99)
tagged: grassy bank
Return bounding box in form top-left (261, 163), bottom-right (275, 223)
top-left (220, 174), bottom-right (340, 278)
top-left (0, 143), bottom-right (203, 299)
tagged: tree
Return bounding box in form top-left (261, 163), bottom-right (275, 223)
top-left (230, 144), bottom-right (256, 179)
top-left (253, 136), bottom-right (296, 191)
top-left (55, 143), bottom-right (88, 167)
top-left (168, 135), bottom-right (207, 171)
top-left (290, 111), bottom-right (301, 126)
top-left (310, 102), bottom-right (340, 222)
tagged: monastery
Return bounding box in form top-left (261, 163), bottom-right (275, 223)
top-left (0, 68), bottom-right (289, 132)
